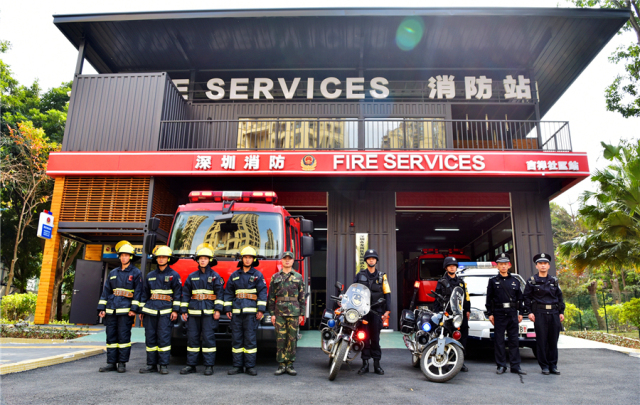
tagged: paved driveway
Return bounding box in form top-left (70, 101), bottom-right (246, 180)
top-left (1, 345), bottom-right (638, 404)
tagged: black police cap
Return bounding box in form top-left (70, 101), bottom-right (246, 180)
top-left (533, 253), bottom-right (551, 263)
top-left (495, 253), bottom-right (511, 263)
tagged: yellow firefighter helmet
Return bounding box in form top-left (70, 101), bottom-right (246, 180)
top-left (115, 240), bottom-right (139, 262)
top-left (152, 245), bottom-right (179, 265)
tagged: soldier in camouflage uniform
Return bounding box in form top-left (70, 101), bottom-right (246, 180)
top-left (267, 251), bottom-right (306, 376)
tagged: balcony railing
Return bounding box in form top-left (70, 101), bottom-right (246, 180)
top-left (158, 119), bottom-right (571, 152)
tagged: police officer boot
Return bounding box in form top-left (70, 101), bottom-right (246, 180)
top-left (286, 364), bottom-right (297, 376)
top-left (159, 365), bottom-right (169, 375)
top-left (204, 366), bottom-right (214, 376)
top-left (228, 367), bottom-right (244, 375)
top-left (461, 364), bottom-right (469, 372)
top-left (139, 365), bottom-right (158, 374)
top-left (358, 359), bottom-right (369, 375)
top-left (99, 363), bottom-right (117, 372)
top-left (274, 364), bottom-right (287, 376)
top-left (245, 367), bottom-right (258, 376)
top-left (117, 363), bottom-right (127, 373)
top-left (180, 365), bottom-right (197, 374)
top-left (373, 360), bottom-right (384, 375)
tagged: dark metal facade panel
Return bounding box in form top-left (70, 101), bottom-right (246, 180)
top-left (510, 191), bottom-right (555, 281)
top-left (327, 191), bottom-right (398, 329)
top-left (63, 73), bottom-right (179, 151)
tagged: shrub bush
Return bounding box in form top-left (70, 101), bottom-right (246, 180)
top-left (0, 293), bottom-right (37, 322)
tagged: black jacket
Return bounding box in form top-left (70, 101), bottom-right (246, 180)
top-left (434, 274), bottom-right (471, 314)
top-left (485, 273), bottom-right (524, 316)
top-left (354, 269), bottom-right (391, 312)
top-left (523, 274), bottom-right (565, 315)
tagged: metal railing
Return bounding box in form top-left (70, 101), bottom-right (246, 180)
top-left (158, 118), bottom-right (572, 152)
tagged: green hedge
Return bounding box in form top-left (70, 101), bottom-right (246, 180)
top-left (0, 293), bottom-right (37, 322)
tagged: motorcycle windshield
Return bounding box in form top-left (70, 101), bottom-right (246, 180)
top-left (449, 287), bottom-right (464, 316)
top-left (341, 284), bottom-right (371, 316)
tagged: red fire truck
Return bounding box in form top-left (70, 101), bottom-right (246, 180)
top-left (402, 248), bottom-right (470, 311)
top-left (145, 191), bottom-right (314, 350)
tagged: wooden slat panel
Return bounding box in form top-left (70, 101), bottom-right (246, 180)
top-left (151, 178), bottom-right (178, 233)
top-left (84, 245), bottom-right (103, 261)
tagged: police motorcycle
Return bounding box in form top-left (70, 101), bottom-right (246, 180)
top-left (400, 282), bottom-right (465, 383)
top-left (320, 281), bottom-right (385, 381)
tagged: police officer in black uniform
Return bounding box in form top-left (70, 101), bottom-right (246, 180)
top-left (354, 249), bottom-right (391, 376)
top-left (180, 243), bottom-right (225, 376)
top-left (139, 245), bottom-right (182, 374)
top-left (224, 246), bottom-right (267, 376)
top-left (524, 253), bottom-right (565, 375)
top-left (486, 253), bottom-right (526, 375)
top-left (434, 256), bottom-right (470, 372)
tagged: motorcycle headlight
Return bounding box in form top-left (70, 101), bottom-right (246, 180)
top-left (345, 309), bottom-right (359, 323)
top-left (469, 308), bottom-right (486, 321)
top-left (453, 314), bottom-right (463, 329)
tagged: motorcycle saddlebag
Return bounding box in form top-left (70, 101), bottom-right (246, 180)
top-left (400, 309), bottom-right (416, 334)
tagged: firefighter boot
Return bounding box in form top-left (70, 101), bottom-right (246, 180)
top-left (373, 360), bottom-right (384, 375)
top-left (117, 363), bottom-right (127, 373)
top-left (274, 364), bottom-right (287, 375)
top-left (99, 363), bottom-right (117, 372)
top-left (358, 359), bottom-right (369, 375)
top-left (245, 367), bottom-right (258, 376)
top-left (159, 365), bottom-right (168, 375)
top-left (204, 366), bottom-right (214, 376)
top-left (228, 367), bottom-right (244, 375)
top-left (139, 365), bottom-right (158, 374)
top-left (180, 365), bottom-right (197, 374)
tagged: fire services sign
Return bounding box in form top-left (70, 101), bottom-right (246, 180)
top-left (37, 211), bottom-right (54, 240)
top-left (47, 151), bottom-right (589, 178)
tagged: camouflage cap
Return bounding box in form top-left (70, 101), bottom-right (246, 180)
top-left (282, 251), bottom-right (294, 259)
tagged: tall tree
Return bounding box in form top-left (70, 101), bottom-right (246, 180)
top-left (571, 1), bottom-right (640, 118)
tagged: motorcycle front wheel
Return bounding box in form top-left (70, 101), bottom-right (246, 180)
top-left (328, 340), bottom-right (348, 381)
top-left (420, 340), bottom-right (464, 383)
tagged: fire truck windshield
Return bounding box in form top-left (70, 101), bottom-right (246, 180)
top-left (419, 259), bottom-right (445, 280)
top-left (168, 211), bottom-right (283, 258)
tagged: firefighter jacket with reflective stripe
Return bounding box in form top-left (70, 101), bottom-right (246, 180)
top-left (139, 266), bottom-right (182, 315)
top-left (181, 266), bottom-right (225, 315)
top-left (223, 267), bottom-right (267, 314)
top-left (97, 265), bottom-right (143, 314)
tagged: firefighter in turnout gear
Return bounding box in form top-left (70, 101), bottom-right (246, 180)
top-left (180, 243), bottom-right (224, 376)
top-left (267, 251), bottom-right (306, 376)
top-left (97, 241), bottom-right (143, 373)
top-left (224, 246), bottom-right (268, 376)
top-left (435, 256), bottom-right (471, 372)
top-left (138, 246), bottom-right (182, 375)
top-left (524, 253), bottom-right (565, 375)
top-left (485, 253), bottom-right (526, 375)
top-left (354, 249), bottom-right (391, 376)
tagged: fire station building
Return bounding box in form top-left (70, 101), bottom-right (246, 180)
top-left (35, 8), bottom-right (628, 328)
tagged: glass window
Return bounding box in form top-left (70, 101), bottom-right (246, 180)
top-left (237, 118), bottom-right (357, 149)
top-left (169, 211), bottom-right (283, 259)
top-left (365, 119), bottom-right (446, 149)
top-left (419, 259), bottom-right (445, 280)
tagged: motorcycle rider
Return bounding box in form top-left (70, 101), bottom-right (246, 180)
top-left (97, 240), bottom-right (143, 373)
top-left (434, 256), bottom-right (470, 372)
top-left (353, 249), bottom-right (391, 375)
top-left (224, 246), bottom-right (268, 376)
top-left (138, 245), bottom-right (182, 375)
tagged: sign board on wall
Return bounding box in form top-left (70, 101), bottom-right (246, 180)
top-left (356, 233), bottom-right (369, 274)
top-left (36, 211), bottom-right (54, 240)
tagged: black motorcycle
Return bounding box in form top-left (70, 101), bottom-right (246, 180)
top-left (400, 283), bottom-right (465, 383)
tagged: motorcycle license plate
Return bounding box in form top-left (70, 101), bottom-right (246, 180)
top-left (519, 325), bottom-right (527, 334)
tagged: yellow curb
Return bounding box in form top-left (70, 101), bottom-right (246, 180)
top-left (0, 348), bottom-right (106, 375)
top-left (0, 345), bottom-right (105, 349)
top-left (0, 338), bottom-right (70, 344)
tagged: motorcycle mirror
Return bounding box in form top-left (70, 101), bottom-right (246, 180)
top-left (335, 281), bottom-right (343, 291)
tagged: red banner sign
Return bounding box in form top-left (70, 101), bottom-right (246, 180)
top-left (47, 151), bottom-right (590, 178)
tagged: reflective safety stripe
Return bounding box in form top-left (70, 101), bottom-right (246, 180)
top-left (106, 343), bottom-right (118, 348)
top-left (158, 346), bottom-right (171, 352)
top-left (188, 309), bottom-right (202, 315)
top-left (98, 300), bottom-right (107, 305)
top-left (223, 301), bottom-right (232, 307)
top-left (203, 309), bottom-right (214, 315)
top-left (173, 301), bottom-right (181, 307)
top-left (146, 346), bottom-right (158, 352)
top-left (236, 289), bottom-right (257, 294)
top-left (257, 301), bottom-right (267, 306)
top-left (115, 308), bottom-right (131, 313)
top-left (139, 302), bottom-right (146, 307)
top-left (232, 309), bottom-right (241, 314)
top-left (180, 302), bottom-right (189, 307)
top-left (244, 348), bottom-right (257, 354)
top-left (243, 307), bottom-right (257, 313)
top-left (131, 300), bottom-right (140, 306)
top-left (187, 347), bottom-right (200, 352)
top-left (214, 300), bottom-right (224, 306)
top-left (142, 307), bottom-right (158, 315)
top-left (159, 308), bottom-right (173, 315)
top-left (192, 289), bottom-right (214, 294)
top-left (231, 347), bottom-right (244, 353)
top-left (202, 347), bottom-right (217, 353)
top-left (150, 289), bottom-right (173, 294)
top-left (114, 288), bottom-right (134, 293)
top-left (118, 342), bottom-right (132, 348)
top-left (105, 309), bottom-right (114, 314)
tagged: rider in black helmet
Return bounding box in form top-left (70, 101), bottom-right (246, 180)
top-left (434, 256), bottom-right (471, 372)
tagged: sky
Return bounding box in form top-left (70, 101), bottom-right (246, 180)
top-left (1, 0), bottom-right (639, 213)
